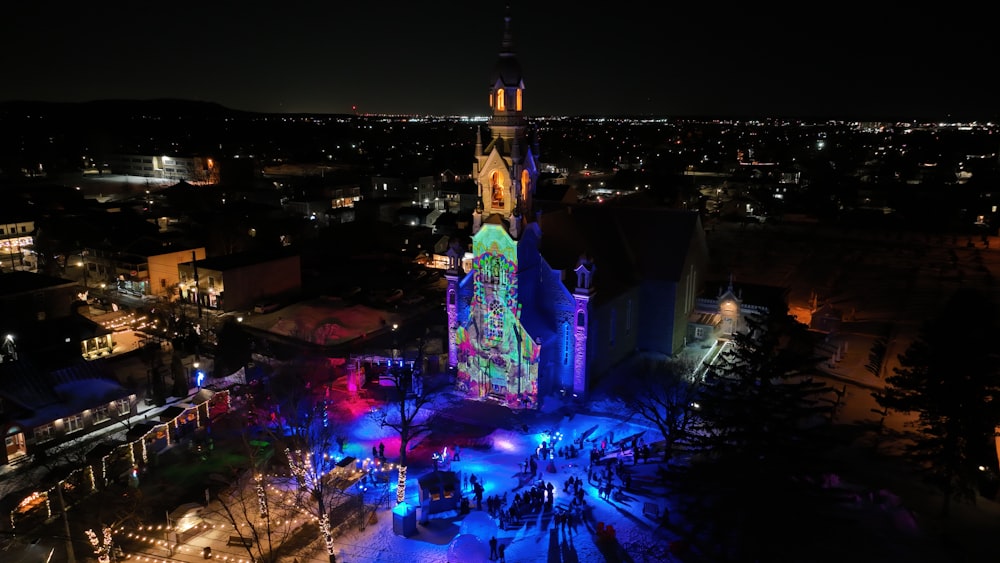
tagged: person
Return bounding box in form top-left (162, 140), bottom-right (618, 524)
top-left (498, 542), bottom-right (506, 562)
top-left (379, 442), bottom-right (385, 459)
top-left (453, 444), bottom-right (461, 461)
top-left (372, 445), bottom-right (378, 460)
top-left (489, 536), bottom-right (498, 560)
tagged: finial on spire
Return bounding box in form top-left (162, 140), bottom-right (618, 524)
top-left (501, 4), bottom-right (513, 53)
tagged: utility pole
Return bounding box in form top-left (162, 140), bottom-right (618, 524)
top-left (56, 481), bottom-right (77, 563)
top-left (191, 250), bottom-right (202, 319)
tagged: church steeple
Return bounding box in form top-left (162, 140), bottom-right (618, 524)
top-left (473, 5), bottom-right (539, 237)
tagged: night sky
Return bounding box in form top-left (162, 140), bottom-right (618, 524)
top-left (2, 3), bottom-right (996, 120)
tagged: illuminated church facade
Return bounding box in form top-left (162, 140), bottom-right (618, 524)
top-left (446, 12), bottom-right (709, 410)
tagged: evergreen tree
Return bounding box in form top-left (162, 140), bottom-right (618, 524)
top-left (215, 318), bottom-right (253, 377)
top-left (875, 287), bottom-right (1000, 517)
top-left (692, 302), bottom-right (830, 473)
top-left (678, 301), bottom-right (835, 560)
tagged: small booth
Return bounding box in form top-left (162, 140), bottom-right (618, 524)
top-left (128, 421), bottom-right (168, 464)
top-left (392, 502), bottom-right (417, 537)
top-left (417, 470), bottom-right (461, 522)
top-left (159, 405), bottom-right (199, 441)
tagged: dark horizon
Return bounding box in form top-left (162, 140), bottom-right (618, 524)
top-left (1, 98), bottom-right (993, 124)
top-left (2, 5), bottom-right (996, 120)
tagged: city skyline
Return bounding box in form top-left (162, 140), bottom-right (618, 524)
top-left (1, 4), bottom-right (997, 120)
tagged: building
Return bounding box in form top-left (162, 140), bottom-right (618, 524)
top-left (109, 154), bottom-right (218, 184)
top-left (0, 217), bottom-right (36, 273)
top-left (445, 11), bottom-right (709, 410)
top-left (0, 358), bottom-right (135, 467)
top-left (83, 236), bottom-right (206, 298)
top-left (0, 271), bottom-right (79, 327)
top-left (177, 250), bottom-right (301, 312)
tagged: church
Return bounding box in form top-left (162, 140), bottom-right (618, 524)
top-left (445, 11), bottom-right (710, 410)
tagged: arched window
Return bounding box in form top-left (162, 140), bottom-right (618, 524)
top-left (448, 290), bottom-right (455, 305)
top-left (577, 311), bottom-right (586, 327)
top-left (496, 88), bottom-right (506, 111)
top-left (516, 89), bottom-right (522, 111)
top-left (520, 169), bottom-right (530, 202)
top-left (490, 170), bottom-right (504, 208)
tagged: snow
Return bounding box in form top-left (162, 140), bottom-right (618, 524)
top-left (284, 399), bottom-right (674, 563)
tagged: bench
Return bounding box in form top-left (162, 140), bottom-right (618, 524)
top-left (642, 502), bottom-right (660, 519)
top-left (227, 535), bottom-right (253, 547)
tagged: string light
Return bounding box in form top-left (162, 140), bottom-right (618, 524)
top-left (8, 390), bottom-right (233, 528)
top-left (85, 526), bottom-right (113, 563)
top-left (397, 466), bottom-right (407, 503)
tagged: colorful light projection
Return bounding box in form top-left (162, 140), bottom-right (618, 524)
top-left (455, 225), bottom-right (540, 409)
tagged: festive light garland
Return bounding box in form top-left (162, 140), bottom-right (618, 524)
top-left (321, 513), bottom-right (335, 555)
top-left (8, 391), bottom-right (234, 528)
top-left (396, 466), bottom-right (407, 503)
top-left (85, 526), bottom-right (113, 563)
top-left (255, 473), bottom-right (269, 519)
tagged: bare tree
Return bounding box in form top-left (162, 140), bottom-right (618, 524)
top-left (213, 446), bottom-right (303, 563)
top-left (215, 357), bottom-right (364, 562)
top-left (612, 356), bottom-right (699, 461)
top-left (368, 347), bottom-right (450, 467)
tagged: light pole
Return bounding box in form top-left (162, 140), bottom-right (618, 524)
top-left (56, 482), bottom-right (77, 563)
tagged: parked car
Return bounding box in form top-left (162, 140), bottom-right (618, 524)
top-left (253, 301), bottom-right (280, 313)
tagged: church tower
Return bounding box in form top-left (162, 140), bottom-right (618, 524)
top-left (572, 256), bottom-right (596, 397)
top-left (472, 7), bottom-right (540, 239)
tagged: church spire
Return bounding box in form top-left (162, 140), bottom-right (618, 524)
top-left (501, 4), bottom-right (514, 54)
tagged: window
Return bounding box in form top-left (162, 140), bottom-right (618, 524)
top-left (0, 228), bottom-right (4, 235)
top-left (34, 423), bottom-right (54, 442)
top-left (115, 398), bottom-right (131, 416)
top-left (496, 88), bottom-right (506, 111)
top-left (490, 171), bottom-right (504, 208)
top-left (208, 276), bottom-right (215, 290)
top-left (695, 327), bottom-right (705, 339)
top-left (562, 323), bottom-right (571, 366)
top-left (66, 414), bottom-right (84, 433)
top-left (577, 311), bottom-right (585, 327)
top-left (516, 88), bottom-right (522, 111)
top-left (20, 226), bottom-right (26, 233)
top-left (93, 404), bottom-right (110, 423)
top-left (448, 291), bottom-right (456, 305)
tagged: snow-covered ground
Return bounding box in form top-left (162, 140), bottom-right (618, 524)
top-left (288, 399), bottom-right (673, 563)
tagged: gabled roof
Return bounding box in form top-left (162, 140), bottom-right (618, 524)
top-left (536, 202), bottom-right (704, 301)
top-left (0, 358), bottom-right (131, 428)
top-left (0, 271), bottom-right (76, 297)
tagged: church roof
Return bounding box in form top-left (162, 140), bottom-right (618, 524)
top-left (537, 203), bottom-right (704, 302)
top-left (491, 10), bottom-right (523, 88)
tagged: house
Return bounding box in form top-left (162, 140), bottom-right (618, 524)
top-left (0, 358), bottom-right (135, 467)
